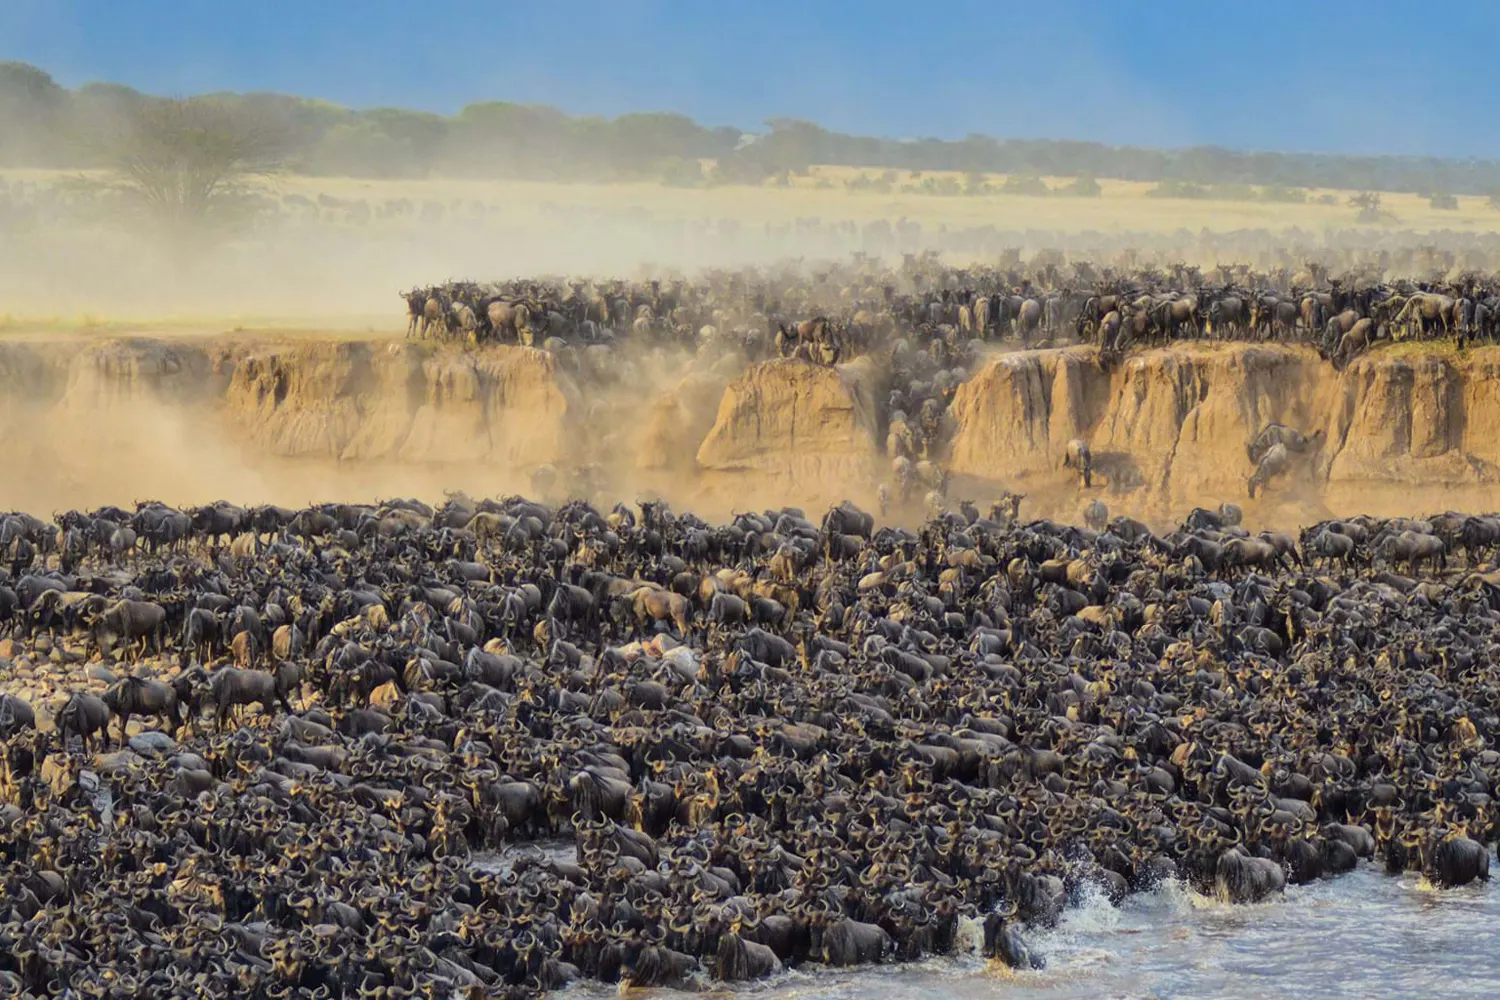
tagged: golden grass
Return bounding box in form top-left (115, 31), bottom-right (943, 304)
top-left (11, 163), bottom-right (1499, 236)
top-left (265, 166), bottom-right (1500, 236)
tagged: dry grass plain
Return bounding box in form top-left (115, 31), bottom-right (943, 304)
top-left (8, 163), bottom-right (1500, 233)
top-left (4, 163), bottom-right (1500, 331)
top-left (277, 165), bottom-right (1500, 233)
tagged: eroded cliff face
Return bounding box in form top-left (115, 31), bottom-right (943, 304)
top-left (0, 337), bottom-right (575, 514)
top-left (694, 357), bottom-right (886, 510)
top-left (224, 342), bottom-right (572, 467)
top-left (2, 334), bottom-right (1499, 525)
top-left (947, 343), bottom-right (1500, 523)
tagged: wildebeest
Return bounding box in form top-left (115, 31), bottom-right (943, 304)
top-left (1207, 295), bottom-right (1247, 337)
top-left (1247, 443), bottom-right (1290, 499)
top-left (1428, 835), bottom-right (1489, 887)
top-left (1096, 310), bottom-right (1122, 352)
top-left (1302, 526), bottom-right (1356, 567)
top-left (1334, 318), bottom-right (1379, 366)
top-left (181, 607), bottom-right (221, 666)
top-left (818, 917), bottom-right (893, 967)
top-left (714, 931), bottom-right (782, 981)
top-left (707, 591), bottom-right (748, 628)
top-left (0, 693), bottom-right (35, 737)
top-left (208, 667), bottom-right (292, 730)
top-left (547, 584), bottom-right (596, 635)
top-left (1247, 423), bottom-right (1323, 464)
top-left (981, 912), bottom-right (1044, 969)
top-left (479, 780), bottom-right (545, 841)
top-left (486, 299), bottom-right (532, 343)
top-left (450, 300), bottom-right (478, 340)
top-left (1154, 295), bottom-right (1200, 339)
top-left (1216, 848), bottom-right (1286, 903)
top-left (821, 500), bottom-right (874, 539)
top-left (56, 692), bottom-right (111, 752)
top-left (1377, 530), bottom-right (1447, 574)
top-left (230, 629), bottom-right (260, 669)
top-left (1392, 292), bottom-right (1457, 338)
top-left (92, 599), bottom-right (167, 661)
top-left (1063, 439), bottom-right (1093, 488)
top-left (1083, 499), bottom-right (1108, 532)
top-left (402, 289), bottom-right (426, 337)
top-left (101, 676), bottom-right (180, 747)
top-left (630, 586), bottom-right (693, 637)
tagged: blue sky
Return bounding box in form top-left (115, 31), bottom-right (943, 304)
top-left (2, 0), bottom-right (1492, 158)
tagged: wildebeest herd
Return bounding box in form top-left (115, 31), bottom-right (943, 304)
top-left (402, 254), bottom-right (1500, 373)
top-left (0, 487), bottom-right (1498, 999)
top-left (398, 255), bottom-right (1468, 518)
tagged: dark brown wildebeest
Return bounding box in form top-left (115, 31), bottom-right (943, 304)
top-left (1207, 295), bottom-right (1247, 337)
top-left (93, 599), bottom-right (167, 662)
top-left (57, 692), bottom-right (110, 752)
top-left (209, 666), bottom-right (294, 731)
top-left (0, 693), bottom-right (35, 737)
top-left (102, 676), bottom-right (180, 747)
top-left (402, 289), bottom-right (426, 337)
top-left (1155, 295), bottom-right (1200, 339)
top-left (1247, 423), bottom-right (1324, 464)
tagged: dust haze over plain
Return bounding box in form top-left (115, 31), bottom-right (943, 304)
top-left (1, 3), bottom-right (1498, 524)
top-left (1, 0), bottom-right (1493, 316)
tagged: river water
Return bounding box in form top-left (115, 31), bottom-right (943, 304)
top-left (526, 861), bottom-right (1500, 1000)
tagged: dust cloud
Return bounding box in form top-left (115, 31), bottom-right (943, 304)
top-left (4, 181), bottom-right (1500, 528)
top-left (0, 330), bottom-right (751, 522)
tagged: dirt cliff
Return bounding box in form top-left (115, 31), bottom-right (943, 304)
top-left (694, 357), bottom-right (886, 510)
top-left (3, 333), bottom-right (1499, 525)
top-left (225, 341), bottom-right (572, 467)
top-left (0, 337), bottom-right (575, 513)
top-left (947, 343), bottom-right (1500, 524)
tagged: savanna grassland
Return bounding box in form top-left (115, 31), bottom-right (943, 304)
top-left (4, 162), bottom-right (1500, 333)
top-left (275, 166), bottom-right (1500, 234)
top-left (11, 162), bottom-right (1498, 233)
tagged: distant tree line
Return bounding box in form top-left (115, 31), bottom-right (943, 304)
top-left (6, 61), bottom-right (1500, 197)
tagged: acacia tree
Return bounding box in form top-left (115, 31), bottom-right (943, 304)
top-left (0, 61), bottom-right (68, 165)
top-left (88, 96), bottom-right (295, 244)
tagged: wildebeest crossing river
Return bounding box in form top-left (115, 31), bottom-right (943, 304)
top-left (4, 492), bottom-right (1500, 999)
top-left (564, 870), bottom-right (1500, 1000)
top-left (468, 840), bottom-right (1500, 999)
